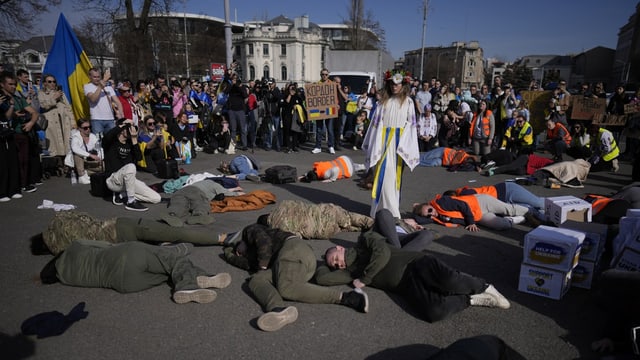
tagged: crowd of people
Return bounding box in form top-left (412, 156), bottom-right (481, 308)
top-left (3, 61), bottom-right (640, 358)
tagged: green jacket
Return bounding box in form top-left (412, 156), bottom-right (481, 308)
top-left (55, 240), bottom-right (125, 291)
top-left (315, 230), bottom-right (423, 291)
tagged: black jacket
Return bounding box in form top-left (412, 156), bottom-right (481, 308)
top-left (102, 125), bottom-right (142, 176)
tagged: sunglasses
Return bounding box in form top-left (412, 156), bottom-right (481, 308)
top-left (81, 126), bottom-right (91, 130)
top-left (147, 122), bottom-right (155, 126)
top-left (46, 80), bottom-right (56, 83)
top-left (321, 73), bottom-right (329, 76)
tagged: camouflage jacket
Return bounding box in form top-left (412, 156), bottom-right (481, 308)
top-left (43, 211), bottom-right (118, 255)
top-left (267, 200), bottom-right (372, 239)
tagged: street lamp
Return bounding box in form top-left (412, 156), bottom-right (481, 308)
top-left (436, 52), bottom-right (448, 79)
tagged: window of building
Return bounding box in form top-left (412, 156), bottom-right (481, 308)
top-left (281, 44), bottom-right (286, 56)
top-left (263, 44), bottom-right (269, 56)
top-left (263, 65), bottom-right (270, 79)
top-left (250, 65), bottom-right (255, 81)
top-left (302, 44), bottom-right (305, 58)
top-left (28, 54), bottom-right (39, 63)
top-left (235, 46), bottom-right (241, 58)
top-left (248, 44), bottom-right (254, 56)
top-left (281, 66), bottom-right (287, 81)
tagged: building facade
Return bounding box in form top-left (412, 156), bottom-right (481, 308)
top-left (403, 41), bottom-right (485, 88)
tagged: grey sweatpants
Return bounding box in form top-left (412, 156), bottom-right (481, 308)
top-left (475, 194), bottom-right (529, 230)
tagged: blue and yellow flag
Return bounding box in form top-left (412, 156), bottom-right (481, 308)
top-left (42, 14), bottom-right (93, 121)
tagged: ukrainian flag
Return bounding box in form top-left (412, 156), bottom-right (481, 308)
top-left (42, 14), bottom-right (93, 121)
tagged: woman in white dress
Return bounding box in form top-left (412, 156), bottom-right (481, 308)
top-left (362, 71), bottom-right (420, 219)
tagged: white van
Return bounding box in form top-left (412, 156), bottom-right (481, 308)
top-left (328, 71), bottom-right (376, 95)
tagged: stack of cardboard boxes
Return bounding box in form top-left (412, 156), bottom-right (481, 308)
top-left (519, 225), bottom-right (585, 299)
top-left (518, 196), bottom-right (599, 299)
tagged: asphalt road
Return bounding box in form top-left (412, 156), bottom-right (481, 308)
top-left (0, 141), bottom-right (632, 360)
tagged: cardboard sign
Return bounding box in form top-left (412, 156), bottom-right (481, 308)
top-left (520, 90), bottom-right (552, 132)
top-left (625, 103), bottom-right (639, 114)
top-left (304, 82), bottom-right (339, 121)
top-left (571, 97), bottom-right (606, 120)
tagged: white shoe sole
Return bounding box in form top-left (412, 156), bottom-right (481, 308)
top-left (197, 273), bottom-right (232, 289)
top-left (173, 289), bottom-right (217, 304)
top-left (257, 306), bottom-right (298, 332)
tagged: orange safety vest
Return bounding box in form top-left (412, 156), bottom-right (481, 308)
top-left (546, 122), bottom-right (572, 145)
top-left (583, 194), bottom-right (614, 215)
top-left (442, 148), bottom-right (471, 167)
top-left (455, 185), bottom-right (498, 199)
top-left (313, 157), bottom-right (351, 180)
top-left (429, 194), bottom-right (483, 227)
top-left (469, 110), bottom-right (493, 139)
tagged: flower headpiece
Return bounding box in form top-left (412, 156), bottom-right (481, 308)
top-left (384, 69), bottom-right (412, 84)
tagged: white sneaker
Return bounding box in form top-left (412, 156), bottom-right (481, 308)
top-left (195, 145), bottom-right (203, 152)
top-left (257, 306), bottom-right (298, 332)
top-left (311, 148), bottom-right (321, 154)
top-left (11, 193), bottom-right (23, 199)
top-left (0, 197), bottom-right (10, 202)
top-left (329, 147), bottom-right (335, 154)
top-left (78, 173), bottom-right (91, 185)
top-left (483, 284), bottom-right (511, 309)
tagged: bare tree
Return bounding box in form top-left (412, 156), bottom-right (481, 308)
top-left (343, 0), bottom-right (386, 50)
top-left (0, 0), bottom-right (61, 39)
top-left (74, 0), bottom-right (176, 80)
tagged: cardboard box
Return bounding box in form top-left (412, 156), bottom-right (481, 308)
top-left (523, 225), bottom-right (585, 271)
top-left (545, 196), bottom-right (593, 225)
top-left (627, 209), bottom-right (640, 218)
top-left (613, 246), bottom-right (640, 272)
top-left (560, 221), bottom-right (607, 262)
top-left (518, 263), bottom-right (572, 300)
top-left (612, 217), bottom-right (640, 259)
top-left (571, 259), bottom-right (599, 289)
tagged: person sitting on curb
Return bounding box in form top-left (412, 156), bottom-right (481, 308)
top-left (103, 119), bottom-right (161, 211)
top-left (299, 155), bottom-right (366, 183)
top-left (161, 179), bottom-right (245, 227)
top-left (33, 210), bottom-right (227, 256)
top-left (223, 223), bottom-right (369, 332)
top-left (412, 193), bottom-right (540, 232)
top-left (316, 229), bottom-right (510, 323)
top-left (40, 240), bottom-right (231, 304)
top-left (218, 154), bottom-right (261, 182)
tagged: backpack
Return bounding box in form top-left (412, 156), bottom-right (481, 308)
top-left (264, 165), bottom-right (297, 184)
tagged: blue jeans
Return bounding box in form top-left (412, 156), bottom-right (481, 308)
top-left (503, 182), bottom-right (545, 210)
top-left (91, 119), bottom-right (115, 135)
top-left (315, 118), bottom-right (335, 148)
top-left (419, 147), bottom-right (445, 167)
top-left (230, 156), bottom-right (258, 180)
top-left (264, 116), bottom-right (281, 150)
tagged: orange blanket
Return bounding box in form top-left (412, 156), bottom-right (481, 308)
top-left (210, 190), bottom-right (276, 213)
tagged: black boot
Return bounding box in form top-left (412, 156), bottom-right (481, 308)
top-left (340, 289), bottom-right (369, 313)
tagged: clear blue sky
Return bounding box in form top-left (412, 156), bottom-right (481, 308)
top-left (37, 0), bottom-right (637, 61)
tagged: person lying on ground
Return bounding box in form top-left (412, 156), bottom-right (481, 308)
top-left (412, 193), bottom-right (540, 232)
top-left (222, 224), bottom-right (369, 332)
top-left (161, 178), bottom-right (244, 227)
top-left (316, 230), bottom-right (510, 323)
top-left (453, 181), bottom-right (545, 213)
top-left (35, 210), bottom-right (224, 255)
top-left (299, 155), bottom-right (365, 183)
top-left (40, 240), bottom-right (231, 304)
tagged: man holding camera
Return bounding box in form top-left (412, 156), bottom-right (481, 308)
top-left (84, 68), bottom-right (123, 134)
top-left (103, 119), bottom-right (161, 211)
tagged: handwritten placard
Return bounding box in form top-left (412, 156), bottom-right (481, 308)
top-left (304, 82), bottom-right (339, 121)
top-left (571, 97), bottom-right (606, 120)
